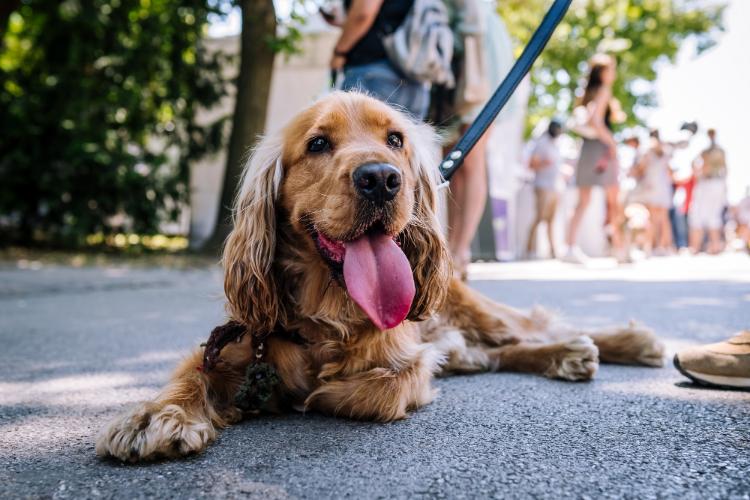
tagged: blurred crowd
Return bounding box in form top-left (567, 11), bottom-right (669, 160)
top-left (320, 0), bottom-right (747, 272)
top-left (524, 53), bottom-right (748, 264)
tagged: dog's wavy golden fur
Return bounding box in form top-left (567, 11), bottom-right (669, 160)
top-left (97, 92), bottom-right (664, 462)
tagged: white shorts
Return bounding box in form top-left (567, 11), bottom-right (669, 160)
top-left (689, 179), bottom-right (726, 230)
top-left (737, 199), bottom-right (750, 226)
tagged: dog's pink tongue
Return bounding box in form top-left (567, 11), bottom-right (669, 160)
top-left (343, 232), bottom-right (415, 331)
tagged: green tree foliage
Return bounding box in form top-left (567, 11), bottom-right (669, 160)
top-left (498, 0), bottom-right (725, 135)
top-left (0, 0), bottom-right (228, 246)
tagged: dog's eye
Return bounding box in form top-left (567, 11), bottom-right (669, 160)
top-left (307, 136), bottom-right (331, 153)
top-left (387, 132), bottom-right (403, 149)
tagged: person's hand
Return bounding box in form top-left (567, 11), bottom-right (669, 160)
top-left (320, 5), bottom-right (344, 27)
top-left (330, 53), bottom-right (346, 71)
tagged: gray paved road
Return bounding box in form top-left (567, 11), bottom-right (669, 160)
top-left (1, 255), bottom-right (749, 499)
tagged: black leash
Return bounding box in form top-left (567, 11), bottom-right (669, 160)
top-left (438, 0), bottom-right (572, 184)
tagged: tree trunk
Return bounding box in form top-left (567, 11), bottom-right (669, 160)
top-left (200, 0), bottom-right (277, 253)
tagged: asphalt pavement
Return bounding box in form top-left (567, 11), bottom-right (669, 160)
top-left (1, 253), bottom-right (749, 499)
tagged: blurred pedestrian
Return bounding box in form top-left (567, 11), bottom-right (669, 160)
top-left (633, 130), bottom-right (675, 255)
top-left (735, 188), bottom-right (750, 253)
top-left (689, 128), bottom-right (728, 254)
top-left (668, 122), bottom-right (699, 250)
top-left (326, 0), bottom-right (430, 119)
top-left (564, 54), bottom-right (627, 263)
top-left (526, 120), bottom-right (564, 259)
top-left (436, 0), bottom-right (515, 277)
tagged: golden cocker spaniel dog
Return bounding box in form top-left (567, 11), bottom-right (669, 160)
top-left (97, 92), bottom-right (664, 462)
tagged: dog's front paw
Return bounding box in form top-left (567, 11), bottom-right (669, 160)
top-left (545, 336), bottom-right (599, 381)
top-left (96, 402), bottom-right (216, 462)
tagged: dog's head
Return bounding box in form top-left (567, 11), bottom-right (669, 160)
top-left (223, 92), bottom-right (450, 333)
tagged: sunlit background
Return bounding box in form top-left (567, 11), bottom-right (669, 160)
top-left (648, 0), bottom-right (749, 202)
top-left (212, 0), bottom-right (749, 202)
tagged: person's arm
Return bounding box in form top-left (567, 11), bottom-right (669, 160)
top-left (589, 88), bottom-right (617, 152)
top-left (528, 153), bottom-right (551, 171)
top-left (693, 154), bottom-right (705, 180)
top-left (320, 5), bottom-right (345, 27)
top-left (527, 140), bottom-right (550, 171)
top-left (630, 155), bottom-right (646, 179)
top-left (330, 0), bottom-right (384, 70)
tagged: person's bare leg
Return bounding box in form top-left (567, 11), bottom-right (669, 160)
top-left (447, 167), bottom-right (465, 255)
top-left (448, 127), bottom-right (490, 266)
top-left (605, 185), bottom-right (624, 254)
top-left (644, 206), bottom-right (656, 255)
top-left (689, 227), bottom-right (704, 253)
top-left (526, 189), bottom-right (544, 257)
top-left (738, 225), bottom-right (750, 251)
top-left (544, 192), bottom-right (559, 258)
top-left (649, 207), bottom-right (664, 252)
top-left (448, 168), bottom-right (469, 275)
top-left (565, 187), bottom-right (592, 248)
top-left (652, 207), bottom-right (662, 250)
top-left (708, 228), bottom-right (723, 254)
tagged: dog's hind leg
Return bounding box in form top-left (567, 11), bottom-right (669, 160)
top-left (428, 279), bottom-right (599, 380)
top-left (431, 279), bottom-right (663, 378)
top-left (586, 322), bottom-right (665, 367)
top-left (488, 336), bottom-right (600, 381)
top-left (428, 324), bottom-right (599, 381)
top-left (436, 278), bottom-right (555, 346)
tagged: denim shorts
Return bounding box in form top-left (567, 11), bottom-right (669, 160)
top-left (341, 60), bottom-right (430, 120)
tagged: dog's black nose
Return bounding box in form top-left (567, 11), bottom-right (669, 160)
top-left (352, 163), bottom-right (401, 204)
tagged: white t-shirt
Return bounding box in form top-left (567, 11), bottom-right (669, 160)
top-left (737, 197), bottom-right (750, 226)
top-left (530, 134), bottom-right (561, 191)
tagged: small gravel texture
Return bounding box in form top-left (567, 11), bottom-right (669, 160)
top-left (1, 255), bottom-right (749, 499)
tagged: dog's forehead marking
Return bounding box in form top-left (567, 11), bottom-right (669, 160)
top-left (281, 93), bottom-right (413, 167)
top-left (311, 95), bottom-right (403, 135)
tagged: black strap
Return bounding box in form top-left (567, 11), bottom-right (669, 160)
top-left (439, 0), bottom-right (572, 182)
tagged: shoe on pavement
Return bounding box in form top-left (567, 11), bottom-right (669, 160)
top-left (673, 331), bottom-right (750, 390)
top-left (561, 246), bottom-right (589, 264)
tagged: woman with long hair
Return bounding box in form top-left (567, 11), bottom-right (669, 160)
top-left (564, 54), bottom-right (627, 263)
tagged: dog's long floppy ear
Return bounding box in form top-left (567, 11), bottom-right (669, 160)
top-left (402, 122), bottom-right (452, 321)
top-left (222, 133), bottom-right (284, 334)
